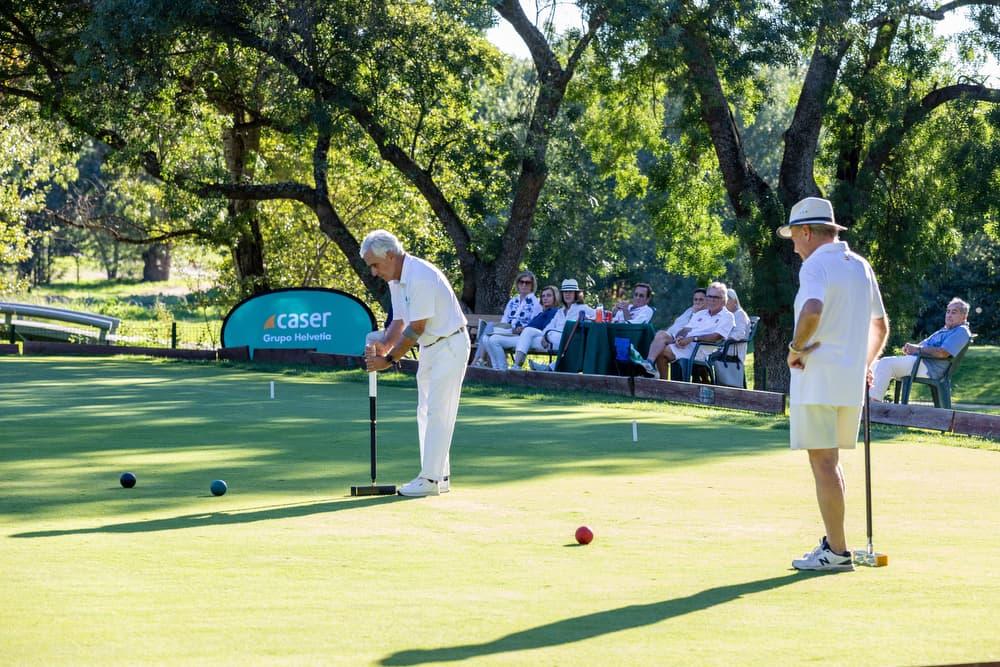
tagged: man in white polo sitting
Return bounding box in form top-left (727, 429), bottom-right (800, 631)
top-left (639, 282), bottom-right (734, 379)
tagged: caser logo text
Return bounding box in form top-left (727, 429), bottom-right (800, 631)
top-left (263, 312), bottom-right (333, 330)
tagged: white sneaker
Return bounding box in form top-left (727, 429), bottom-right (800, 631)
top-left (529, 360), bottom-right (552, 371)
top-left (398, 477), bottom-right (439, 497)
top-left (639, 358), bottom-right (660, 379)
top-left (792, 537), bottom-right (854, 572)
top-left (438, 476), bottom-right (450, 494)
top-left (508, 365), bottom-right (525, 371)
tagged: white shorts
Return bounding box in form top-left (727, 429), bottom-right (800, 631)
top-left (789, 404), bottom-right (862, 450)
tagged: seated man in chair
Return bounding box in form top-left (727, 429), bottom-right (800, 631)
top-left (869, 297), bottom-right (973, 401)
top-left (639, 282), bottom-right (734, 379)
top-left (610, 283), bottom-right (655, 324)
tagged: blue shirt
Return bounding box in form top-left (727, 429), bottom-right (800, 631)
top-left (919, 324), bottom-right (971, 378)
top-left (525, 307), bottom-right (558, 331)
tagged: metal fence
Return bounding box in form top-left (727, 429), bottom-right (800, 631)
top-left (3, 319), bottom-right (221, 350)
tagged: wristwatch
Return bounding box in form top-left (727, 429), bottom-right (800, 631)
top-left (788, 341), bottom-right (803, 353)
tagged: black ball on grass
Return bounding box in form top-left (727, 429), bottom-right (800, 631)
top-left (210, 479), bottom-right (228, 496)
top-left (120, 472), bottom-right (137, 488)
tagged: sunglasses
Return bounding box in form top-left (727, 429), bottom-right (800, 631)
top-left (706, 294), bottom-right (724, 300)
top-left (517, 279), bottom-right (533, 285)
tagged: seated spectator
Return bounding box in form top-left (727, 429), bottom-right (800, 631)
top-left (471, 270), bottom-right (543, 367)
top-left (611, 283), bottom-right (655, 324)
top-left (482, 285), bottom-right (560, 370)
top-left (726, 288), bottom-right (751, 341)
top-left (510, 278), bottom-right (595, 370)
top-left (639, 282), bottom-right (734, 379)
top-left (643, 288), bottom-right (707, 378)
top-left (869, 297), bottom-right (973, 401)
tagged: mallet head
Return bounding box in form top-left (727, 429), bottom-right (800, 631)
top-left (351, 484), bottom-right (397, 497)
top-left (852, 549), bottom-right (888, 567)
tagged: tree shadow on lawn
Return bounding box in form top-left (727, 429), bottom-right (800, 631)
top-left (2, 357), bottom-right (792, 515)
top-left (9, 494), bottom-right (406, 538)
top-left (379, 572), bottom-right (822, 665)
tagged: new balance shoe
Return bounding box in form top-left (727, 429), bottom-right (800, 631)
top-left (792, 537), bottom-right (854, 572)
top-left (438, 476), bottom-right (450, 494)
top-left (397, 476), bottom-right (440, 497)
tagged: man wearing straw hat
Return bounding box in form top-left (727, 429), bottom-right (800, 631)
top-left (779, 197), bottom-right (889, 571)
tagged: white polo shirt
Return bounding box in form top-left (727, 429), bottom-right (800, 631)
top-left (685, 307), bottom-right (735, 340)
top-left (791, 241), bottom-right (886, 406)
top-left (612, 304), bottom-right (654, 324)
top-left (389, 255), bottom-right (467, 347)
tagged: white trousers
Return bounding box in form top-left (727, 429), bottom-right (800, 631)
top-left (515, 327), bottom-right (560, 356)
top-left (869, 355), bottom-right (928, 400)
top-left (484, 333), bottom-right (519, 370)
top-left (417, 331), bottom-right (470, 481)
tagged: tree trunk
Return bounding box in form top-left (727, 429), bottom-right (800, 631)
top-left (141, 243), bottom-right (171, 281)
top-left (223, 118), bottom-right (270, 296)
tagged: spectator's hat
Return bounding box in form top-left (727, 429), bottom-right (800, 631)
top-left (776, 197), bottom-right (847, 238)
top-left (560, 278), bottom-right (580, 292)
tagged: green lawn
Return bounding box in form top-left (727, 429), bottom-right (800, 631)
top-left (2, 356), bottom-right (998, 665)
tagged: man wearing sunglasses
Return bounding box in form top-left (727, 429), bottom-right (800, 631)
top-left (639, 283), bottom-right (734, 378)
top-left (611, 283), bottom-right (655, 324)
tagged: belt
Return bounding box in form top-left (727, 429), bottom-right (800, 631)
top-left (423, 326), bottom-right (466, 348)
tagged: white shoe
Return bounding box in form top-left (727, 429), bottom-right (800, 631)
top-left (640, 358), bottom-right (659, 379)
top-left (508, 365), bottom-right (525, 371)
top-left (438, 476), bottom-right (450, 494)
top-left (529, 360), bottom-right (552, 372)
top-left (398, 477), bottom-right (439, 497)
top-left (792, 537), bottom-right (854, 571)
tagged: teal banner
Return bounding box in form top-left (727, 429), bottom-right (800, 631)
top-left (221, 288), bottom-right (376, 357)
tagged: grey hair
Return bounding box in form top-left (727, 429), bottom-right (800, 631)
top-left (709, 281), bottom-right (728, 296)
top-left (726, 288), bottom-right (740, 307)
top-left (360, 230), bottom-right (403, 258)
top-left (948, 297), bottom-right (970, 314)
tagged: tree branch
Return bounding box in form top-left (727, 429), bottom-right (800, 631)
top-left (868, 0), bottom-right (1000, 26)
top-left (190, 180), bottom-right (318, 206)
top-left (677, 22), bottom-right (768, 216)
top-left (565, 7), bottom-right (609, 81)
top-left (779, 2), bottom-right (853, 201)
top-left (43, 208), bottom-right (206, 245)
top-left (492, 0), bottom-right (560, 77)
top-left (862, 82), bottom-right (1000, 179)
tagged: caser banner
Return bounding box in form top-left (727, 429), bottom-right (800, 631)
top-left (221, 288), bottom-right (376, 357)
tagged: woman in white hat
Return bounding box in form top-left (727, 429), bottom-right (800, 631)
top-left (509, 278), bottom-right (595, 370)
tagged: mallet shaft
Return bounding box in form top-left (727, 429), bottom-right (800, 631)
top-left (864, 390), bottom-right (873, 551)
top-left (369, 371), bottom-right (377, 485)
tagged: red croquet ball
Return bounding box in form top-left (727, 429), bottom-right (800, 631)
top-left (575, 526), bottom-right (594, 545)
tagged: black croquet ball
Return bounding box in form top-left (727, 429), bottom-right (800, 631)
top-left (210, 479), bottom-right (228, 496)
top-left (120, 472), bottom-right (137, 488)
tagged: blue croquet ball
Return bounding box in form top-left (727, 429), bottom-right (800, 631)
top-left (210, 479), bottom-right (228, 496)
top-left (120, 472), bottom-right (137, 488)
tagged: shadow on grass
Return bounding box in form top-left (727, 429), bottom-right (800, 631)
top-left (1, 357), bottom-right (790, 516)
top-left (9, 495), bottom-right (405, 538)
top-left (379, 573), bottom-right (819, 665)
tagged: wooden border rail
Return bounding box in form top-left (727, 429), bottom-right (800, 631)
top-left (1, 344), bottom-right (996, 440)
